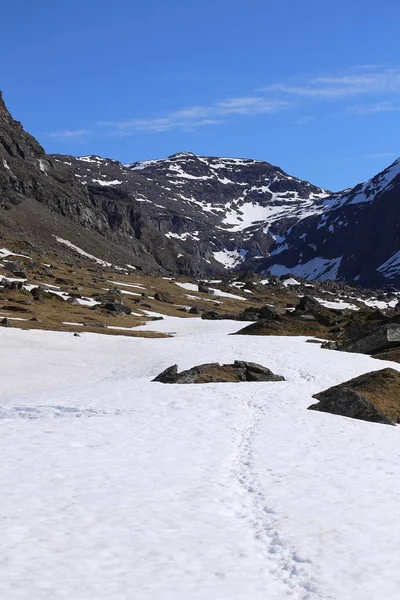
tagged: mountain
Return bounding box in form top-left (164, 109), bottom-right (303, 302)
top-left (1, 90), bottom-right (400, 288)
top-left (264, 159), bottom-right (400, 287)
top-left (52, 151), bottom-right (328, 273)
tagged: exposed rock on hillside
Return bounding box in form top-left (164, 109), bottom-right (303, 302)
top-left (265, 159), bottom-right (400, 287)
top-left (152, 361), bottom-right (285, 383)
top-left (308, 369), bottom-right (400, 425)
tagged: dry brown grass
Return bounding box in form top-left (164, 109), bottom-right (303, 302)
top-left (373, 348), bottom-right (400, 364)
top-left (0, 246), bottom-right (310, 338)
top-left (346, 369), bottom-right (400, 423)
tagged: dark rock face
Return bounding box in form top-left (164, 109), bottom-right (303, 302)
top-left (154, 292), bottom-right (174, 304)
top-left (152, 361), bottom-right (285, 384)
top-left (50, 150), bottom-right (329, 277)
top-left (293, 296), bottom-right (339, 326)
top-left (201, 311), bottom-right (223, 320)
top-left (308, 368), bottom-right (400, 425)
top-left (337, 323), bottom-right (400, 355)
top-left (2, 91), bottom-right (400, 287)
top-left (265, 159), bottom-right (400, 287)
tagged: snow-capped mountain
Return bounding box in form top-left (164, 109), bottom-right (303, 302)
top-left (52, 151), bottom-right (328, 272)
top-left (264, 159), bottom-right (400, 287)
top-left (2, 88), bottom-right (400, 287)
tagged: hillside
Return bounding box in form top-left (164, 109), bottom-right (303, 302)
top-left (265, 159), bottom-right (400, 287)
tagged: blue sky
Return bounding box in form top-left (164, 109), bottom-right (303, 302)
top-left (1, 0), bottom-right (399, 191)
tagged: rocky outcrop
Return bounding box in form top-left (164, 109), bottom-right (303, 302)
top-left (152, 361), bottom-right (285, 384)
top-left (337, 323), bottom-right (400, 354)
top-left (264, 159), bottom-right (400, 287)
top-left (51, 151), bottom-right (328, 276)
top-left (308, 368), bottom-right (400, 425)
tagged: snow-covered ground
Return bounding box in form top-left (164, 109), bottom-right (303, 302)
top-left (0, 318), bottom-right (400, 600)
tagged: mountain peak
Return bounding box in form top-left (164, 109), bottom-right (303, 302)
top-left (0, 91), bottom-right (12, 119)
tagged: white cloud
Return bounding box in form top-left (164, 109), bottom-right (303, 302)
top-left (100, 96), bottom-right (292, 135)
top-left (261, 67), bottom-right (400, 100)
top-left (349, 101), bottom-right (400, 114)
top-left (45, 129), bottom-right (90, 140)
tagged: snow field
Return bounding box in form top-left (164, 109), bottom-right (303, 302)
top-left (0, 318), bottom-right (399, 599)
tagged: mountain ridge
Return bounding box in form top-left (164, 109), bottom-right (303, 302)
top-left (0, 91), bottom-right (399, 287)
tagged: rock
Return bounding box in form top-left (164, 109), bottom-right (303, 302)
top-left (103, 301), bottom-right (123, 313)
top-left (1, 317), bottom-right (9, 326)
top-left (30, 286), bottom-right (47, 301)
top-left (151, 316), bottom-right (164, 321)
top-left (233, 361), bottom-right (285, 382)
top-left (29, 317), bottom-right (40, 322)
top-left (308, 368), bottom-right (400, 425)
top-left (73, 332), bottom-right (81, 337)
top-left (153, 364), bottom-right (179, 383)
top-left (152, 361), bottom-right (284, 384)
top-left (258, 306), bottom-right (280, 320)
top-left (198, 283), bottom-right (212, 294)
top-left (154, 292), bottom-right (174, 304)
top-left (189, 306), bottom-right (203, 315)
top-left (298, 314), bottom-right (317, 321)
top-left (201, 311), bottom-right (223, 320)
top-left (294, 296), bottom-right (338, 326)
top-left (2, 305), bottom-right (29, 312)
top-left (338, 323), bottom-right (400, 355)
top-left (4, 262), bottom-right (27, 278)
top-left (67, 297), bottom-right (80, 305)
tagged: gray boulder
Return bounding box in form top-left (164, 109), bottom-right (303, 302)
top-left (308, 368), bottom-right (400, 425)
top-left (339, 323), bottom-right (400, 355)
top-left (152, 361), bottom-right (284, 384)
top-left (154, 292), bottom-right (174, 304)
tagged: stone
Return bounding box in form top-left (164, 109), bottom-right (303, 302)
top-left (189, 306), bottom-right (203, 315)
top-left (154, 292), bottom-right (174, 304)
top-left (1, 317), bottom-right (9, 326)
top-left (338, 323), bottom-right (400, 355)
top-left (152, 361), bottom-right (285, 384)
top-left (201, 311), bottom-right (223, 320)
top-left (308, 368), bottom-right (400, 425)
top-left (198, 283), bottom-right (212, 294)
top-left (2, 305), bottom-right (29, 312)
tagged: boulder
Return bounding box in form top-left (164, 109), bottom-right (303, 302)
top-left (308, 368), bottom-right (400, 425)
top-left (294, 295), bottom-right (338, 326)
top-left (338, 323), bottom-right (400, 355)
top-left (201, 311), bottom-right (223, 320)
top-left (198, 283), bottom-right (212, 294)
top-left (188, 306), bottom-right (203, 315)
top-left (4, 262), bottom-right (27, 278)
top-left (2, 305), bottom-right (29, 312)
top-left (154, 292), bottom-right (174, 304)
top-left (152, 361), bottom-right (284, 384)
top-left (103, 301), bottom-right (124, 313)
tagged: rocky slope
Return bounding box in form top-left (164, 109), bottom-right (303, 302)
top-left (264, 159), bottom-right (400, 287)
top-left (2, 90), bottom-right (400, 287)
top-left (51, 151), bottom-right (329, 274)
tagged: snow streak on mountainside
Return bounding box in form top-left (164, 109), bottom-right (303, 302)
top-left (265, 158), bottom-right (400, 287)
top-left (53, 152), bottom-right (329, 272)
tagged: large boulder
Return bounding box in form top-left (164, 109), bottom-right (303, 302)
top-left (153, 361), bottom-right (284, 384)
top-left (201, 311), bottom-right (223, 320)
top-left (294, 295), bottom-right (339, 326)
top-left (154, 291), bottom-right (174, 304)
top-left (338, 323), bottom-right (400, 355)
top-left (308, 368), bottom-right (400, 425)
